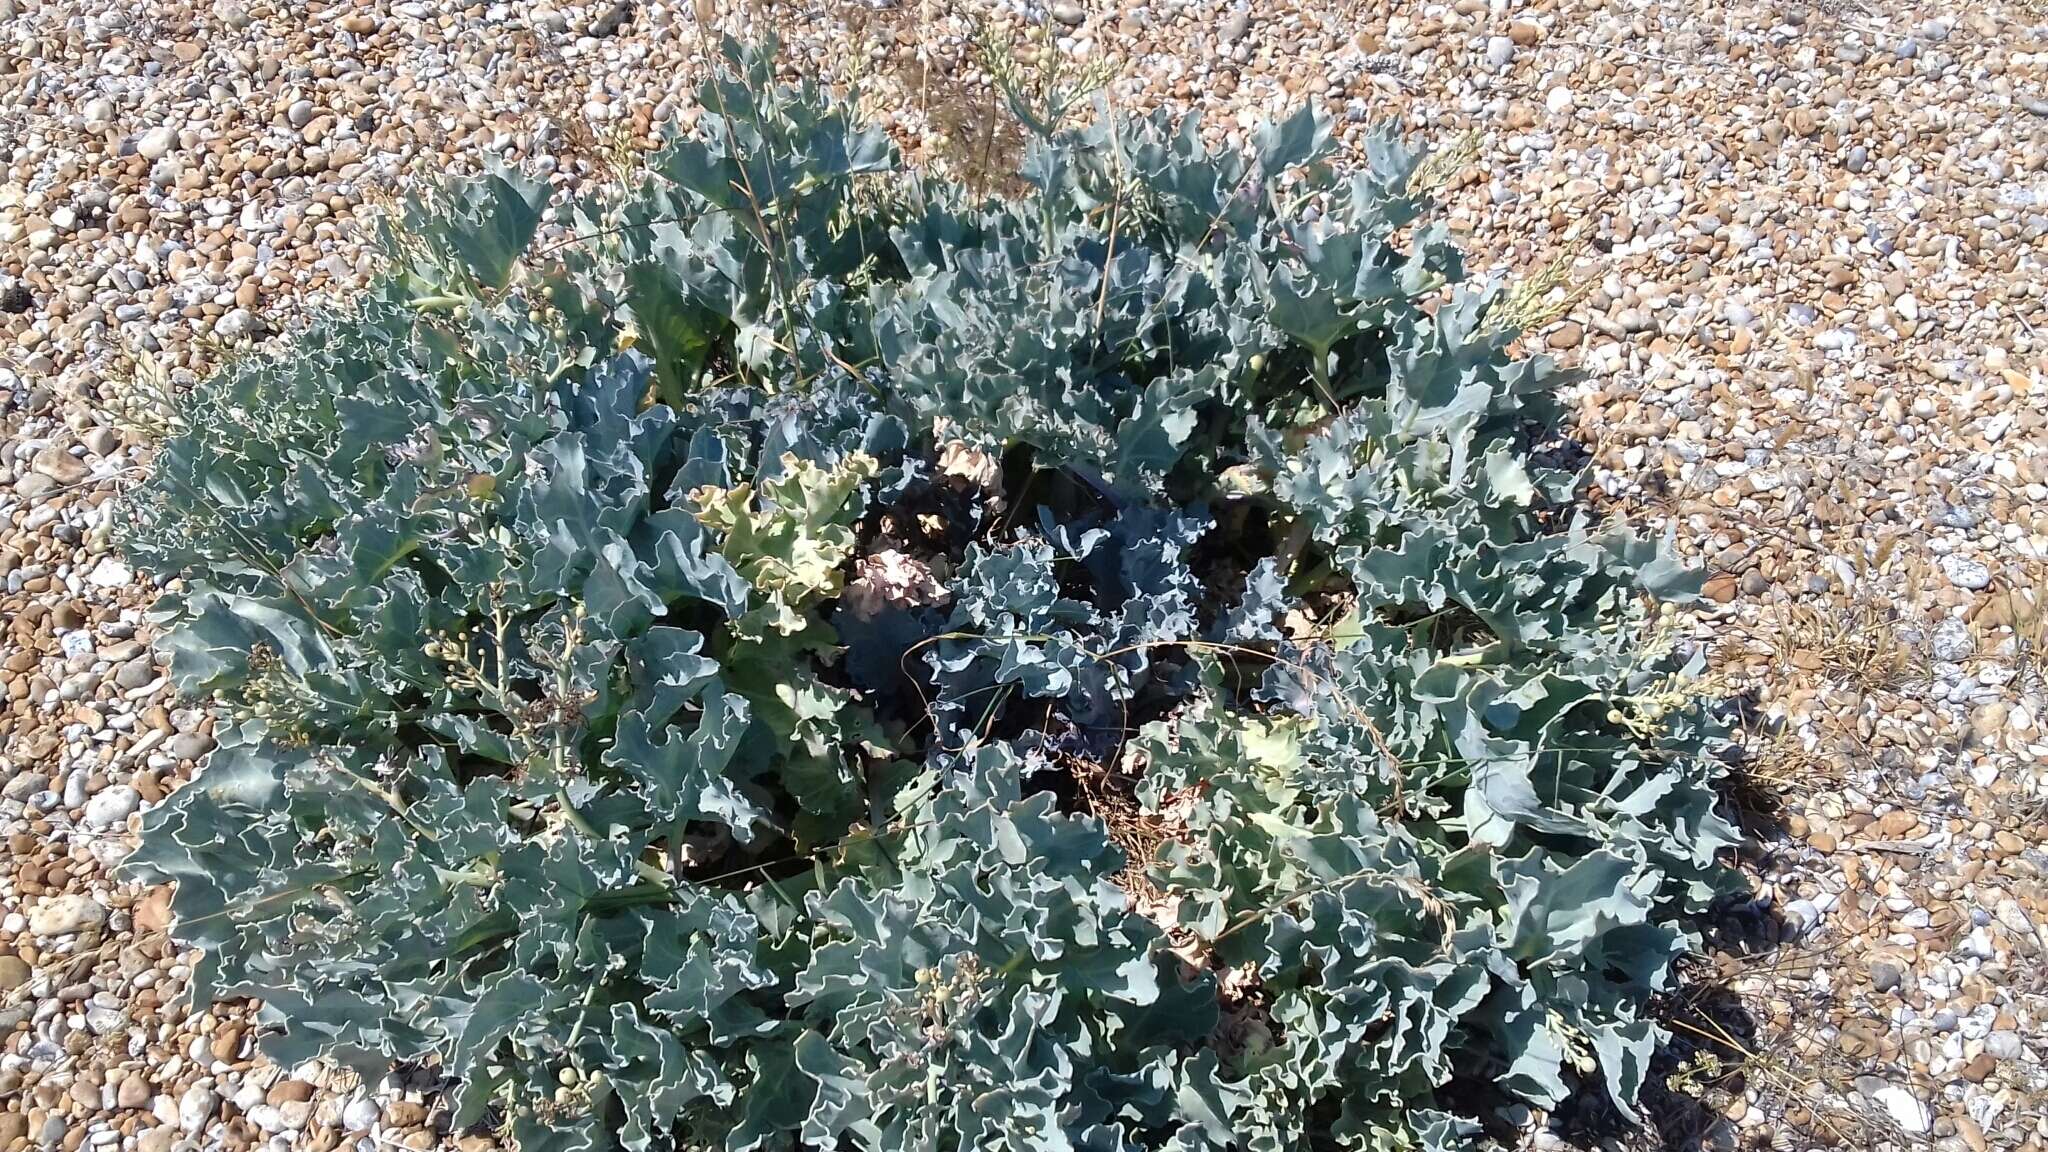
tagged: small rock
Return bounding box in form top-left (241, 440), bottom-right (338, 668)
top-left (1940, 554), bottom-right (1992, 591)
top-left (589, 0), bottom-right (633, 35)
top-left (1985, 1030), bottom-right (2023, 1060)
top-left (214, 308), bottom-right (260, 341)
top-left (32, 443), bottom-right (88, 485)
top-left (84, 785), bottom-right (142, 830)
top-left (1219, 9), bottom-right (1248, 41)
top-left (341, 1097), bottom-right (380, 1132)
top-left (118, 1073), bottom-right (153, 1109)
top-left (28, 894), bottom-right (107, 937)
top-left (1052, 0), bottom-right (1085, 26)
top-left (1931, 617), bottom-right (1975, 662)
top-left (211, 1022), bottom-right (246, 1062)
top-left (268, 1079), bottom-right (316, 1105)
top-left (385, 1100), bottom-right (428, 1127)
top-left (134, 887), bottom-right (174, 934)
top-left (168, 732), bottom-right (216, 761)
top-left (136, 126), bottom-right (178, 160)
top-left (3, 772), bottom-right (49, 801)
top-left (0, 954), bottom-right (30, 992)
top-left (1867, 956), bottom-right (1907, 993)
top-left (1485, 35), bottom-right (1515, 67)
top-left (1971, 701), bottom-right (2009, 744)
top-left (1839, 1020), bottom-right (1886, 1060)
top-left (179, 1085), bottom-right (219, 1134)
top-left (87, 557), bottom-right (133, 588)
top-left (1784, 898), bottom-right (1821, 936)
top-left (1870, 1085), bottom-right (1930, 1135)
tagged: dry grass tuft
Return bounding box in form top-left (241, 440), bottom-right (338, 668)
top-left (837, 4), bottom-right (1033, 195)
top-left (1765, 594), bottom-right (1920, 701)
top-left (1650, 945), bottom-right (1925, 1152)
top-left (1062, 749), bottom-right (1188, 907)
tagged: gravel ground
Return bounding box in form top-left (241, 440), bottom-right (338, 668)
top-left (3, 0), bottom-right (2046, 1150)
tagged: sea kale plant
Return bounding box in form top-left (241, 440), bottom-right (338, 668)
top-left (122, 40), bottom-right (1744, 1152)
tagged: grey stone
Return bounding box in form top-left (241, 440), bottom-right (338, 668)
top-left (1784, 898), bottom-right (1821, 935)
top-left (178, 1085), bottom-right (218, 1135)
top-left (340, 1097), bottom-right (380, 1131)
top-left (1867, 956), bottom-right (1907, 992)
top-left (136, 126), bottom-right (178, 160)
top-left (167, 732), bottom-right (215, 761)
top-left (1932, 617), bottom-right (1976, 662)
top-left (213, 308), bottom-right (259, 341)
top-left (1986, 1030), bottom-right (2024, 1060)
top-left (83, 785), bottom-right (141, 830)
top-left (1940, 554), bottom-right (1992, 591)
top-left (3, 771), bottom-right (50, 801)
top-left (1873, 1085), bottom-right (1931, 1134)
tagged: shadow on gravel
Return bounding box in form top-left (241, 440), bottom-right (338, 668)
top-left (1544, 898), bottom-right (1784, 1152)
top-left (1548, 691), bottom-right (1796, 1152)
top-left (1647, 906), bottom-right (1788, 1152)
